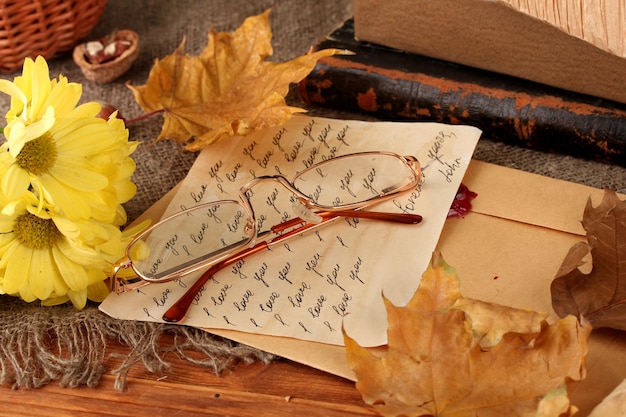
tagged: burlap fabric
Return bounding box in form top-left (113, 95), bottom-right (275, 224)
top-left (0, 0), bottom-right (624, 391)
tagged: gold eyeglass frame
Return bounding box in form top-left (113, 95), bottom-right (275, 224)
top-left (109, 151), bottom-right (423, 322)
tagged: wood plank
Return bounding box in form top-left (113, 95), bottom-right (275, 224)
top-left (0, 333), bottom-right (377, 417)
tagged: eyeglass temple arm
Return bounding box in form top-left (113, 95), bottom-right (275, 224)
top-left (272, 210), bottom-right (421, 234)
top-left (327, 210), bottom-right (421, 223)
top-left (161, 206), bottom-right (423, 323)
top-left (161, 219), bottom-right (325, 323)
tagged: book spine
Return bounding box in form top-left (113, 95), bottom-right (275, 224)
top-left (298, 34), bottom-right (626, 167)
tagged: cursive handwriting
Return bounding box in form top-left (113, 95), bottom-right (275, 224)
top-left (211, 283), bottom-right (232, 306)
top-left (207, 159), bottom-right (224, 183)
top-left (426, 131), bottom-right (462, 183)
top-left (226, 162), bottom-right (242, 182)
top-left (153, 288), bottom-right (171, 307)
top-left (308, 294), bottom-right (327, 318)
top-left (325, 263), bottom-right (344, 291)
top-left (332, 292), bottom-right (352, 317)
top-left (190, 183), bottom-right (208, 203)
top-left (305, 252), bottom-right (323, 277)
top-left (288, 281), bottom-right (311, 308)
top-left (272, 127), bottom-right (287, 151)
top-left (260, 291), bottom-right (279, 312)
top-left (349, 256), bottom-right (364, 284)
top-left (277, 261), bottom-right (293, 284)
top-left (253, 262), bottom-right (270, 287)
top-left (302, 118), bottom-right (316, 142)
top-left (233, 289), bottom-right (254, 311)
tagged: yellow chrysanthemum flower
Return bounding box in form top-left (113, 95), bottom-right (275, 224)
top-left (0, 55), bottom-right (145, 308)
top-left (0, 56), bottom-right (137, 224)
top-left (0, 192), bottom-right (147, 308)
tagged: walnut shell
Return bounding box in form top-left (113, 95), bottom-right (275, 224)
top-left (73, 29), bottom-right (139, 83)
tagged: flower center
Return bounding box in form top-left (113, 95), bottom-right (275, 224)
top-left (15, 132), bottom-right (58, 175)
top-left (14, 213), bottom-right (62, 249)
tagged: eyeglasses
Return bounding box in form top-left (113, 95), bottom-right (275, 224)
top-left (110, 151), bottom-right (423, 323)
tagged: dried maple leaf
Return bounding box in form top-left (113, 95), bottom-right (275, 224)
top-left (344, 252), bottom-right (590, 417)
top-left (551, 188), bottom-right (626, 330)
top-left (128, 9), bottom-right (343, 151)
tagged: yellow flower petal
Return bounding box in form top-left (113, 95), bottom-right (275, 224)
top-left (17, 284), bottom-right (37, 303)
top-left (67, 288), bottom-right (87, 309)
top-left (41, 295), bottom-right (70, 307)
top-left (54, 123), bottom-right (121, 156)
top-left (1, 163), bottom-right (30, 200)
top-left (52, 244), bottom-right (87, 292)
top-left (3, 243), bottom-right (31, 295)
top-left (52, 216), bottom-right (81, 239)
top-left (56, 238), bottom-right (104, 269)
top-left (0, 78), bottom-right (27, 109)
top-left (0, 216), bottom-right (14, 232)
top-left (86, 277), bottom-right (109, 303)
top-left (49, 158), bottom-right (109, 192)
top-left (28, 56), bottom-right (53, 120)
top-left (65, 100), bottom-right (100, 119)
top-left (38, 174), bottom-right (91, 220)
top-left (28, 249), bottom-right (55, 300)
top-left (43, 77), bottom-right (82, 118)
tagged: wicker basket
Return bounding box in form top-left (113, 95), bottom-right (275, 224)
top-left (0, 0), bottom-right (108, 73)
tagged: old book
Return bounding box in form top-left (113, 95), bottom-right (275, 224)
top-left (298, 19), bottom-right (626, 167)
top-left (353, 0), bottom-right (626, 104)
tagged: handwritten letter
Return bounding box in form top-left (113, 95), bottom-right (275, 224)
top-left (100, 115), bottom-right (482, 347)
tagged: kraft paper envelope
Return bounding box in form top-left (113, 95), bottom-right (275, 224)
top-left (130, 158), bottom-right (626, 416)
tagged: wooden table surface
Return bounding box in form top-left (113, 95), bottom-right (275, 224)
top-left (0, 332), bottom-right (376, 417)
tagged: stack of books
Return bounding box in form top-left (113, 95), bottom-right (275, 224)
top-left (298, 18), bottom-right (626, 166)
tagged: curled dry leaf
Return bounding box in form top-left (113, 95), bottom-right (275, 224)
top-left (344, 252), bottom-right (590, 417)
top-left (128, 9), bottom-right (344, 151)
top-left (452, 298), bottom-right (548, 348)
top-left (551, 188), bottom-right (626, 330)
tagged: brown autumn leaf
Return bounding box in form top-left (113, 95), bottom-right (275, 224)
top-left (551, 188), bottom-right (626, 330)
top-left (128, 9), bottom-right (343, 151)
top-left (344, 252), bottom-right (590, 417)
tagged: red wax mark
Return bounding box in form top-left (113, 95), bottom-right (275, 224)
top-left (447, 183), bottom-right (478, 218)
top-left (493, 275), bottom-right (499, 280)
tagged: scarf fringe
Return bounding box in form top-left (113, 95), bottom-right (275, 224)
top-left (0, 296), bottom-right (274, 391)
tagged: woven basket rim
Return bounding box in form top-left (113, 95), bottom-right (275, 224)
top-left (0, 0), bottom-right (109, 73)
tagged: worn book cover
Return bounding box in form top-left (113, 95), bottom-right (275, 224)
top-left (298, 19), bottom-right (626, 167)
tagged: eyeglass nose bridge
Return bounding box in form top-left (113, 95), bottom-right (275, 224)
top-left (240, 175), bottom-right (307, 197)
top-left (238, 174), bottom-right (315, 217)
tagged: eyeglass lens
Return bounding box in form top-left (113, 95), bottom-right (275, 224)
top-left (131, 201), bottom-right (255, 281)
top-left (293, 153), bottom-right (417, 208)
top-left (127, 153), bottom-right (417, 283)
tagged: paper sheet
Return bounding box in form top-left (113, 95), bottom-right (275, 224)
top-left (100, 115), bottom-right (481, 346)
